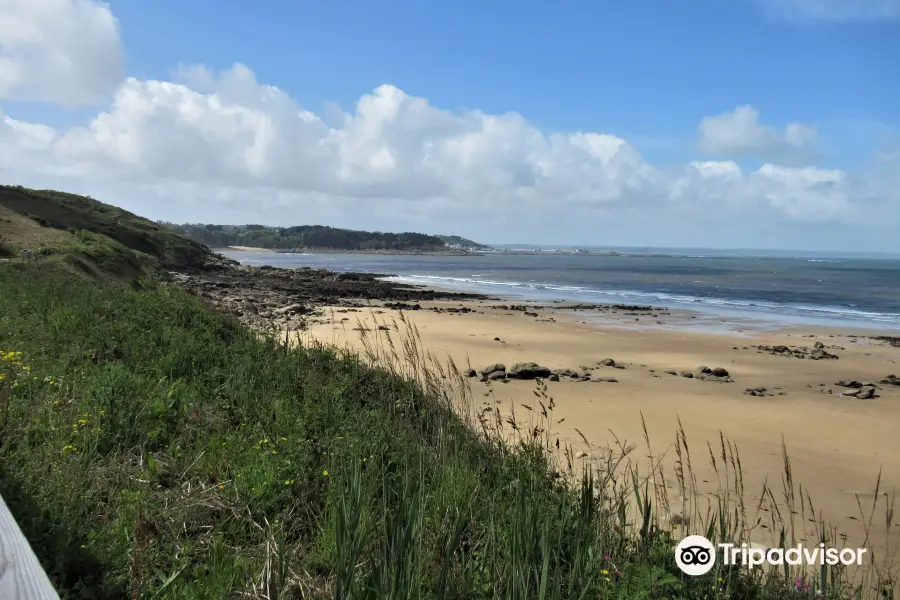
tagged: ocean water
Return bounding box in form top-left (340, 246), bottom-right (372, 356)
top-left (219, 249), bottom-right (900, 331)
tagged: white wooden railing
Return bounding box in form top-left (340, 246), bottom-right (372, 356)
top-left (0, 493), bottom-right (60, 599)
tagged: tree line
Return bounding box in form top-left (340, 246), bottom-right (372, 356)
top-left (161, 223), bottom-right (451, 251)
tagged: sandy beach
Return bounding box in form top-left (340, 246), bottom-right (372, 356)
top-left (298, 296), bottom-right (900, 564)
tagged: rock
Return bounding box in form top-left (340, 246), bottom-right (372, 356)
top-left (598, 358), bottom-right (616, 367)
top-left (814, 341), bottom-right (825, 349)
top-left (592, 377), bottom-right (618, 383)
top-left (549, 374), bottom-right (560, 382)
top-left (880, 375), bottom-right (900, 387)
top-left (835, 380), bottom-right (863, 388)
top-left (493, 337), bottom-right (501, 341)
top-left (696, 365), bottom-right (710, 374)
top-left (842, 389), bottom-right (862, 397)
top-left (668, 513), bottom-right (689, 526)
top-left (481, 364), bottom-right (506, 375)
top-left (856, 387), bottom-right (876, 400)
top-left (680, 372), bottom-right (694, 378)
top-left (506, 362), bottom-right (553, 380)
top-left (614, 364), bottom-right (626, 370)
top-left (712, 367), bottom-right (730, 377)
top-left (466, 368), bottom-right (477, 378)
top-left (664, 369), bottom-right (678, 376)
top-left (486, 371), bottom-right (507, 381)
top-left (273, 303), bottom-right (306, 315)
top-left (744, 389), bottom-right (759, 396)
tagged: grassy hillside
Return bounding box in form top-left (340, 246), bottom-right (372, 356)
top-left (164, 222), bottom-right (472, 252)
top-left (0, 259), bottom-right (875, 599)
top-left (0, 185), bottom-right (213, 272)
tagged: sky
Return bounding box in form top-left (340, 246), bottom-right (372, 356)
top-left (0, 0), bottom-right (898, 251)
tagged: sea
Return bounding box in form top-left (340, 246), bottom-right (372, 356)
top-left (219, 247), bottom-right (900, 332)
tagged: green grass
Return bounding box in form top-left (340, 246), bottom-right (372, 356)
top-left (0, 261), bottom-right (893, 599)
top-left (0, 185), bottom-right (212, 270)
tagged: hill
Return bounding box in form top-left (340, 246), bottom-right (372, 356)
top-left (163, 222), bottom-right (487, 252)
top-left (0, 185), bottom-right (216, 276)
top-left (435, 234), bottom-right (493, 250)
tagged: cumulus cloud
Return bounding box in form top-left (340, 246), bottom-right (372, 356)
top-left (698, 105), bottom-right (818, 162)
top-left (3, 64), bottom-right (661, 210)
top-left (1, 62), bottom-right (895, 246)
top-left (0, 0), bottom-right (123, 106)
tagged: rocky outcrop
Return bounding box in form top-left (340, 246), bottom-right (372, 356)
top-left (834, 380), bottom-right (880, 399)
top-left (754, 344), bottom-right (839, 360)
top-left (506, 362), bottom-right (553, 380)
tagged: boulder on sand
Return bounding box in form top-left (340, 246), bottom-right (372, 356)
top-left (506, 362), bottom-right (553, 380)
top-left (481, 364), bottom-right (506, 376)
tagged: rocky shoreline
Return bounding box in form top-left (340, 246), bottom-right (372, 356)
top-left (172, 253), bottom-right (677, 333)
top-left (168, 255), bottom-right (489, 331)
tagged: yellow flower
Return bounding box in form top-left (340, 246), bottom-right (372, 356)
top-left (218, 484), bottom-right (225, 489)
top-left (61, 444), bottom-right (77, 454)
top-left (322, 470), bottom-right (329, 477)
top-left (284, 479), bottom-right (295, 485)
top-left (0, 374), bottom-right (6, 381)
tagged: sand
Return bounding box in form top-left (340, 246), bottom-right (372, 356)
top-left (297, 298), bottom-right (900, 563)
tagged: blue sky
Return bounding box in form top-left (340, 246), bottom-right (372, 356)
top-left (107, 0), bottom-right (898, 163)
top-left (1, 0), bottom-right (898, 250)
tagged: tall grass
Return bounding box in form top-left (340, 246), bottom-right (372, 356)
top-left (0, 260), bottom-right (895, 599)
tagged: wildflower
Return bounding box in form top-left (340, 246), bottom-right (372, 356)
top-left (62, 445), bottom-right (77, 454)
top-left (603, 555), bottom-right (611, 561)
top-left (322, 470), bottom-right (329, 477)
top-left (280, 437), bottom-right (287, 441)
top-left (284, 479), bottom-right (295, 485)
top-left (601, 570), bottom-right (609, 576)
top-left (0, 374), bottom-right (5, 381)
top-left (218, 484), bottom-right (225, 489)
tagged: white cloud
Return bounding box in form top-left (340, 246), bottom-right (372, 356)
top-left (0, 0), bottom-right (123, 106)
top-left (756, 0), bottom-right (900, 21)
top-left (698, 105), bottom-right (818, 161)
top-left (1, 62), bottom-right (896, 248)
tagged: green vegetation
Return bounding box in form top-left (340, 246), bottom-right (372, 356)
top-left (0, 185), bottom-right (213, 271)
top-left (1, 260), bottom-right (888, 599)
top-left (435, 235), bottom-right (493, 250)
top-left (163, 223), bottom-right (481, 251)
top-left (0, 184), bottom-right (892, 598)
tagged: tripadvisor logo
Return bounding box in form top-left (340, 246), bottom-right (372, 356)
top-left (675, 535), bottom-right (868, 576)
top-left (675, 535), bottom-right (716, 576)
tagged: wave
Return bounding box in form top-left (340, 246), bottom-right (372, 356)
top-left (385, 274), bottom-right (900, 326)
